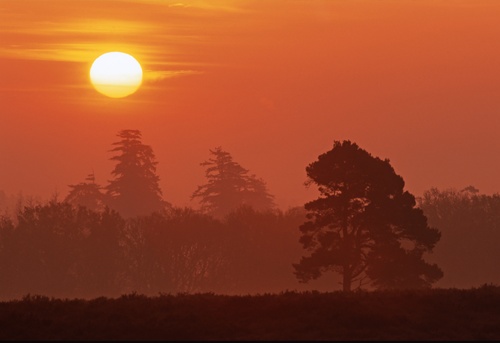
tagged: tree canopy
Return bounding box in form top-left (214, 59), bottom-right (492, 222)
top-left (105, 130), bottom-right (166, 218)
top-left (0, 200), bottom-right (321, 299)
top-left (294, 141), bottom-right (443, 291)
top-left (0, 201), bottom-right (124, 298)
top-left (191, 147), bottom-right (275, 218)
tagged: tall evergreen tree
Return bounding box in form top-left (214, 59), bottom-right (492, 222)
top-left (106, 130), bottom-right (166, 218)
top-left (65, 172), bottom-right (105, 212)
top-left (192, 147), bottom-right (275, 218)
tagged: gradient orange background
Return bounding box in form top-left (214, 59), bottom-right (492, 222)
top-left (1, 0), bottom-right (500, 209)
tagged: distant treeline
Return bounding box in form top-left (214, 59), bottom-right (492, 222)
top-left (1, 286), bottom-right (499, 340)
top-left (0, 202), bottom-right (340, 300)
top-left (1, 187), bottom-right (500, 299)
top-left (418, 186), bottom-right (500, 288)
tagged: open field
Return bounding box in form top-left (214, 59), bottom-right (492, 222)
top-left (1, 285), bottom-right (499, 340)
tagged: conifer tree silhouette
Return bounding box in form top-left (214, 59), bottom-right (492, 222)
top-left (192, 147), bottom-right (275, 218)
top-left (106, 130), bottom-right (166, 217)
top-left (65, 172), bottom-right (105, 212)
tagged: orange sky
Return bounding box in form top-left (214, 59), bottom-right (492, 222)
top-left (1, 0), bottom-right (500, 209)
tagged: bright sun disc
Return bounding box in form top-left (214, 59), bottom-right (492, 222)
top-left (90, 52), bottom-right (143, 98)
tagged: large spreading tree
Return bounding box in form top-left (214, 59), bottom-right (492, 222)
top-left (294, 141), bottom-right (443, 291)
top-left (106, 130), bottom-right (166, 218)
top-left (192, 147), bottom-right (275, 218)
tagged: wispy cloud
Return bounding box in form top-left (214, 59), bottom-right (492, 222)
top-left (144, 69), bottom-right (204, 82)
top-left (119, 0), bottom-right (248, 12)
top-left (0, 0), bottom-right (247, 62)
top-left (0, 42), bottom-right (145, 63)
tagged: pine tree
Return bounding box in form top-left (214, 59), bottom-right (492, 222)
top-left (106, 130), bottom-right (166, 218)
top-left (65, 172), bottom-right (105, 212)
top-left (294, 141), bottom-right (442, 291)
top-left (192, 147), bottom-right (275, 218)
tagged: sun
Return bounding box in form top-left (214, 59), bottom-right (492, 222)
top-left (90, 52), bottom-right (143, 98)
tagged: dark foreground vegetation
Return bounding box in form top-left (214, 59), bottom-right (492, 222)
top-left (1, 285), bottom-right (499, 340)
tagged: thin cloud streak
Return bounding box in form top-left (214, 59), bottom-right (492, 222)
top-left (144, 70), bottom-right (204, 82)
top-left (0, 0), bottom-right (248, 65)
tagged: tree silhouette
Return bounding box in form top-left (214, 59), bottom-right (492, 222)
top-left (294, 141), bottom-right (442, 291)
top-left (418, 187), bottom-right (500, 288)
top-left (192, 147), bottom-right (275, 218)
top-left (65, 172), bottom-right (105, 212)
top-left (106, 130), bottom-right (166, 218)
top-left (0, 201), bottom-right (125, 299)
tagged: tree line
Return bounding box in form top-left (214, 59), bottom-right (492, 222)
top-left (0, 202), bottom-right (313, 299)
top-left (418, 186), bottom-right (500, 288)
top-left (1, 130), bottom-right (499, 298)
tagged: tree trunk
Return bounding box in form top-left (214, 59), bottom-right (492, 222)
top-left (343, 265), bottom-right (352, 292)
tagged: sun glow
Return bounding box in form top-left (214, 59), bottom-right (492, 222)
top-left (90, 52), bottom-right (143, 98)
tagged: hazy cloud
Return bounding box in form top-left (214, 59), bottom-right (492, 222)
top-left (144, 70), bottom-right (204, 82)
